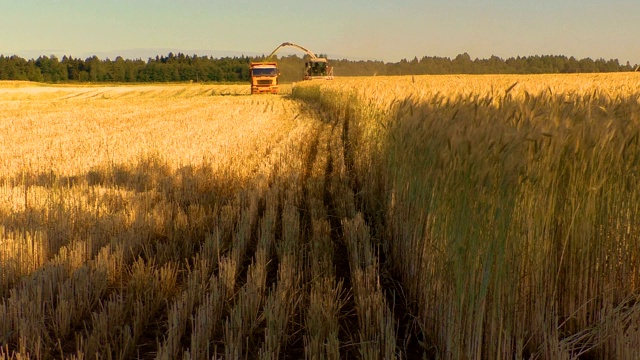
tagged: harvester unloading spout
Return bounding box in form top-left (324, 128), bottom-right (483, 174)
top-left (267, 42), bottom-right (334, 80)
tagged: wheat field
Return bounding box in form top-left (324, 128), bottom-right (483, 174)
top-left (1, 74), bottom-right (640, 359)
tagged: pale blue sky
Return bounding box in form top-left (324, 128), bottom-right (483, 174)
top-left (1, 0), bottom-right (638, 64)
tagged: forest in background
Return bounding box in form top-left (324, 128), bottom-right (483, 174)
top-left (0, 52), bottom-right (637, 83)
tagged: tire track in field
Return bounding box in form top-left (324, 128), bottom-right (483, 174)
top-left (323, 137), bottom-right (360, 359)
top-left (340, 102), bottom-right (426, 359)
top-left (337, 105), bottom-right (426, 359)
top-left (298, 108), bottom-right (364, 359)
top-left (300, 94), bottom-right (420, 359)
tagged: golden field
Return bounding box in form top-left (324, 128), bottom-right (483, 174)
top-left (295, 73), bottom-right (640, 359)
top-left (1, 73), bottom-right (640, 359)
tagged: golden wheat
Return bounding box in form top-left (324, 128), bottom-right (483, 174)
top-left (3, 73), bottom-right (639, 359)
top-left (293, 72), bottom-right (640, 359)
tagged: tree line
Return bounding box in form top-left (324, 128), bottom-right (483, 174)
top-left (0, 52), bottom-right (636, 83)
top-left (0, 53), bottom-right (250, 83)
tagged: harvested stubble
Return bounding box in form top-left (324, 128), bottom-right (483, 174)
top-left (343, 214), bottom-right (396, 359)
top-left (0, 82), bottom-right (323, 359)
top-left (305, 220), bottom-right (342, 360)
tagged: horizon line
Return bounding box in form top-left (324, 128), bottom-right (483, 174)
top-left (1, 48), bottom-right (638, 66)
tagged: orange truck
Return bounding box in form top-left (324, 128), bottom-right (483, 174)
top-left (250, 62), bottom-right (279, 94)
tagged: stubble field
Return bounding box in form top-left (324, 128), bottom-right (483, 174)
top-left (1, 73), bottom-right (640, 359)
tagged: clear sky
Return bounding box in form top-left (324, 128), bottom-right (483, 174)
top-left (1, 0), bottom-right (638, 65)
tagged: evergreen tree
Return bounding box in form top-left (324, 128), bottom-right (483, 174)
top-left (0, 52), bottom-right (636, 83)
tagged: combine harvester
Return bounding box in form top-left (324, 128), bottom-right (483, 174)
top-left (250, 42), bottom-right (334, 94)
